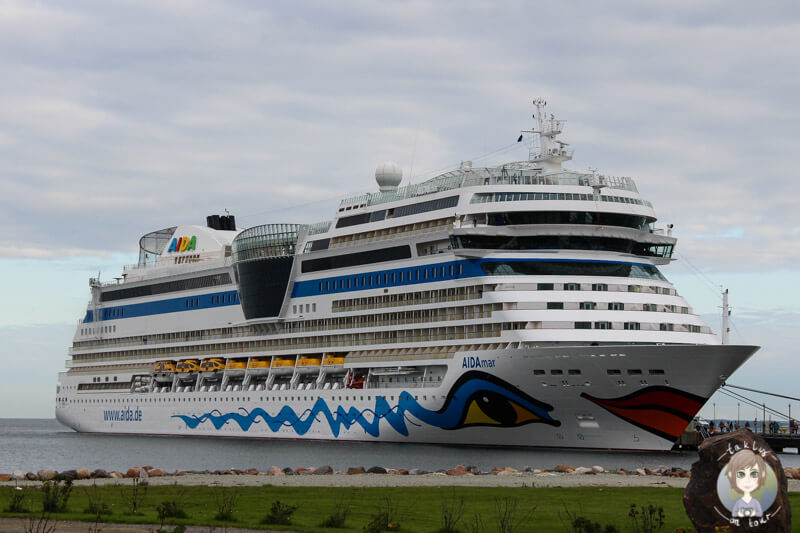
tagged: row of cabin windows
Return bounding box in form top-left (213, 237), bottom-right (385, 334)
top-left (471, 191), bottom-right (652, 207)
top-left (547, 302), bottom-right (687, 313)
top-left (533, 368), bottom-right (665, 376)
top-left (80, 325), bottom-right (116, 336)
top-left (540, 282), bottom-right (674, 295)
top-left (574, 321), bottom-right (699, 331)
top-left (293, 303), bottom-right (317, 314)
top-left (317, 264), bottom-right (464, 293)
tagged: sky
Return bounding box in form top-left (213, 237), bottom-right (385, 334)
top-left (1, 0), bottom-right (799, 420)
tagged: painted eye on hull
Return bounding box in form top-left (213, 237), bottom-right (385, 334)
top-left (462, 391), bottom-right (544, 427)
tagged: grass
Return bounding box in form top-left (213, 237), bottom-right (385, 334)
top-left (2, 483), bottom-right (798, 531)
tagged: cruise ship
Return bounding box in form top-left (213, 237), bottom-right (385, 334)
top-left (55, 100), bottom-right (758, 451)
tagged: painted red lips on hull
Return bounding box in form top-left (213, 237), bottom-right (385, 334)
top-left (581, 386), bottom-right (707, 442)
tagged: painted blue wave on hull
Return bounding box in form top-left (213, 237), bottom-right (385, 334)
top-left (172, 397), bottom-right (416, 437)
top-left (171, 374), bottom-right (559, 437)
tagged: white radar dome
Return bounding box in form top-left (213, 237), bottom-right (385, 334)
top-left (375, 161), bottom-right (403, 192)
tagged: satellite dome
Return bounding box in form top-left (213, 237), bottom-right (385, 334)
top-left (375, 161), bottom-right (403, 192)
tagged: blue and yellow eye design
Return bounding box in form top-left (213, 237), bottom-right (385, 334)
top-left (409, 371), bottom-right (561, 430)
top-left (171, 370), bottom-right (560, 436)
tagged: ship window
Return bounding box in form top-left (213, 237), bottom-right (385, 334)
top-left (312, 303), bottom-right (316, 312)
top-left (607, 369), bottom-right (621, 375)
top-left (649, 369), bottom-right (665, 375)
top-left (627, 369), bottom-right (642, 375)
top-left (537, 283), bottom-right (554, 290)
top-left (568, 369), bottom-right (581, 375)
top-left (659, 323), bottom-right (674, 331)
top-left (564, 283), bottom-right (580, 291)
top-left (574, 322), bottom-right (591, 329)
top-left (580, 302), bottom-right (597, 310)
top-left (609, 302), bottom-right (624, 310)
top-left (550, 369), bottom-right (563, 375)
top-left (533, 369), bottom-right (545, 375)
top-left (547, 302), bottom-right (564, 309)
top-left (293, 305), bottom-right (297, 313)
top-left (458, 264), bottom-right (463, 275)
top-left (594, 321), bottom-right (612, 329)
top-left (416, 270), bottom-right (420, 281)
top-left (592, 283), bottom-right (608, 291)
top-left (624, 322), bottom-right (641, 330)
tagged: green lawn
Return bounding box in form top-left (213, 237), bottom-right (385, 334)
top-left (2, 483), bottom-right (796, 532)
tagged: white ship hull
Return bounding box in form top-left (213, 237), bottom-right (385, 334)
top-left (56, 343), bottom-right (756, 451)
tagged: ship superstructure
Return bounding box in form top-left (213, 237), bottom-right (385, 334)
top-left (56, 101), bottom-right (758, 450)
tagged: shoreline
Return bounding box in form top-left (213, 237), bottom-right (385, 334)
top-left (3, 472), bottom-right (800, 491)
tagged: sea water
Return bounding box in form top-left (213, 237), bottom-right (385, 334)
top-left (2, 419), bottom-right (799, 474)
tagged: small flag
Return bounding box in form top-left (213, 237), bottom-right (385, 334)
top-left (517, 134), bottom-right (523, 142)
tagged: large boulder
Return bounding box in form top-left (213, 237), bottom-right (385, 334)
top-left (109, 471), bottom-right (124, 479)
top-left (25, 472), bottom-right (38, 481)
top-left (90, 469), bottom-right (109, 479)
top-left (684, 428), bottom-right (790, 532)
top-left (37, 469), bottom-right (57, 481)
top-left (446, 465), bottom-right (469, 476)
top-left (124, 467), bottom-right (141, 478)
top-left (347, 466), bottom-right (366, 475)
top-left (58, 470), bottom-right (79, 481)
top-left (267, 466), bottom-right (284, 476)
top-left (76, 469), bottom-right (90, 480)
top-left (11, 471), bottom-right (25, 481)
top-left (553, 464), bottom-right (575, 473)
top-left (147, 468), bottom-right (165, 477)
top-left (313, 465), bottom-right (333, 475)
top-left (367, 466), bottom-right (387, 474)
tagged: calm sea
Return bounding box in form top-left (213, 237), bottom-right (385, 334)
top-left (2, 419), bottom-right (798, 474)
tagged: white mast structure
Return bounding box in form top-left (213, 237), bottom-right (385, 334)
top-left (521, 98), bottom-right (573, 173)
top-left (722, 288), bottom-right (731, 345)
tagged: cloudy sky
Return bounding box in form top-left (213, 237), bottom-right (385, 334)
top-left (2, 0), bottom-right (798, 421)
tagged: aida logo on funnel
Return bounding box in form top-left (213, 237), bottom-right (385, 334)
top-left (167, 236), bottom-right (196, 253)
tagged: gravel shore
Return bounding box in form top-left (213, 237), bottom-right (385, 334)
top-left (4, 472), bottom-right (800, 490)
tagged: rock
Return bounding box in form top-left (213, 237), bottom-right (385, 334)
top-left (446, 465), bottom-right (469, 476)
top-left (244, 468), bottom-right (259, 476)
top-left (490, 467), bottom-right (504, 474)
top-left (147, 468), bottom-right (165, 477)
top-left (25, 472), bottom-right (38, 480)
top-left (313, 465), bottom-right (333, 475)
top-left (295, 467), bottom-right (313, 475)
top-left (282, 467), bottom-right (295, 475)
top-left (684, 428), bottom-right (790, 532)
top-left (347, 466), bottom-right (366, 475)
top-left (11, 471), bottom-right (25, 481)
top-left (408, 468), bottom-right (427, 475)
top-left (386, 468), bottom-right (399, 474)
top-left (635, 468), bottom-right (647, 476)
top-left (109, 471), bottom-right (124, 479)
top-left (397, 468), bottom-right (409, 475)
top-left (553, 464), bottom-right (575, 473)
top-left (138, 468), bottom-right (149, 479)
top-left (497, 467), bottom-right (518, 476)
top-left (37, 469), bottom-right (57, 481)
top-left (231, 468), bottom-right (243, 475)
top-left (267, 466), bottom-right (284, 476)
top-left (367, 466), bottom-right (387, 474)
top-left (142, 466), bottom-right (154, 471)
top-left (574, 467), bottom-right (593, 475)
top-left (90, 469), bottom-right (109, 479)
top-left (0, 474), bottom-right (11, 481)
top-left (76, 468), bottom-right (90, 480)
top-left (591, 465), bottom-right (604, 474)
top-left (124, 467), bottom-right (141, 478)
